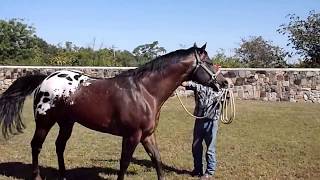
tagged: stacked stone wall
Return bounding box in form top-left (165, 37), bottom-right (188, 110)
top-left (222, 68), bottom-right (320, 103)
top-left (1, 66), bottom-right (320, 103)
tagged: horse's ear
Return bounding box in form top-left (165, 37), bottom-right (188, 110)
top-left (193, 42), bottom-right (198, 48)
top-left (201, 43), bottom-right (207, 51)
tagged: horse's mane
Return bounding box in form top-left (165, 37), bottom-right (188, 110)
top-left (117, 47), bottom-right (195, 78)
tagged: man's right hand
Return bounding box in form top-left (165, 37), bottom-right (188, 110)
top-left (182, 81), bottom-right (188, 86)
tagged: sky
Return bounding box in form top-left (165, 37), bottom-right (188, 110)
top-left (0, 0), bottom-right (319, 57)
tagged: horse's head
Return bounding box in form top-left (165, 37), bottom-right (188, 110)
top-left (190, 43), bottom-right (228, 91)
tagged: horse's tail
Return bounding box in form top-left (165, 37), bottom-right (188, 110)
top-left (0, 74), bottom-right (47, 138)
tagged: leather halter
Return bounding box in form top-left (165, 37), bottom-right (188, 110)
top-left (192, 49), bottom-right (218, 85)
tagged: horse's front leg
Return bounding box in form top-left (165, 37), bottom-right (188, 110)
top-left (117, 133), bottom-right (141, 180)
top-left (141, 133), bottom-right (165, 180)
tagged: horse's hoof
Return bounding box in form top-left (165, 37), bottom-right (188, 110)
top-left (33, 175), bottom-right (42, 180)
top-left (58, 176), bottom-right (67, 180)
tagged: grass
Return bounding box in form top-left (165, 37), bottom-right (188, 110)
top-left (0, 97), bottom-right (320, 180)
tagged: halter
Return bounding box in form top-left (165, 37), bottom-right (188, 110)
top-left (192, 49), bottom-right (219, 86)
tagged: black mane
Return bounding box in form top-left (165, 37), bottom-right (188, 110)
top-left (117, 47), bottom-right (195, 78)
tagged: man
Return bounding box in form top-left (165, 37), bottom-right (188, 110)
top-left (182, 69), bottom-right (224, 179)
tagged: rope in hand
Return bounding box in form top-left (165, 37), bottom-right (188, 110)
top-left (175, 87), bottom-right (235, 124)
top-left (219, 88), bottom-right (235, 124)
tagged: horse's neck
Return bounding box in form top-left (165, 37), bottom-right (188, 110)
top-left (141, 61), bottom-right (192, 103)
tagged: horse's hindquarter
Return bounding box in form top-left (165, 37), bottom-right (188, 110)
top-left (69, 78), bottom-right (157, 137)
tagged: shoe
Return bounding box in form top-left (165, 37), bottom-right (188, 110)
top-left (200, 173), bottom-right (213, 180)
top-left (190, 169), bottom-right (203, 177)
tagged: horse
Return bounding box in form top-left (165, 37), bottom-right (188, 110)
top-left (0, 43), bottom-right (228, 180)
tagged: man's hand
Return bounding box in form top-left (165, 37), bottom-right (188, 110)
top-left (181, 81), bottom-right (188, 87)
top-left (213, 64), bottom-right (221, 73)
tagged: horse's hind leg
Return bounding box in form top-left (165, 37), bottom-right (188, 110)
top-left (31, 118), bottom-right (56, 180)
top-left (55, 121), bottom-right (74, 180)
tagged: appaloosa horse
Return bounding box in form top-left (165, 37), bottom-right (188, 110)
top-left (0, 44), bottom-right (227, 180)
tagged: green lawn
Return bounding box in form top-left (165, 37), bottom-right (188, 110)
top-left (0, 98), bottom-right (320, 180)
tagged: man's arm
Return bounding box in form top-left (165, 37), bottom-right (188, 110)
top-left (181, 81), bottom-right (203, 91)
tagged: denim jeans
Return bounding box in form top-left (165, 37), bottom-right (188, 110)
top-left (192, 117), bottom-right (219, 175)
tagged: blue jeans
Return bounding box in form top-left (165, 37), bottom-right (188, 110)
top-left (192, 118), bottom-right (219, 175)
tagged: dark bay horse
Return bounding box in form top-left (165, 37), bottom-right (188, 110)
top-left (0, 44), bottom-right (227, 180)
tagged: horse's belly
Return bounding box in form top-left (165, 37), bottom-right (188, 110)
top-left (67, 90), bottom-right (123, 135)
top-left (68, 97), bottom-right (144, 137)
top-left (70, 108), bottom-right (119, 135)
top-left (76, 119), bottom-right (121, 135)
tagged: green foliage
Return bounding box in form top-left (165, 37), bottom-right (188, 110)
top-left (0, 19), bottom-right (37, 64)
top-left (0, 19), bottom-right (60, 65)
top-left (5, 15), bottom-right (320, 68)
top-left (235, 36), bottom-right (288, 68)
top-left (211, 49), bottom-right (243, 68)
top-left (0, 19), bottom-right (153, 66)
top-left (278, 11), bottom-right (320, 67)
top-left (132, 41), bottom-right (166, 65)
top-left (115, 50), bottom-right (137, 66)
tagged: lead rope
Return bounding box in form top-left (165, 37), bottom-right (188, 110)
top-left (175, 87), bottom-right (235, 124)
top-left (219, 87), bottom-right (235, 124)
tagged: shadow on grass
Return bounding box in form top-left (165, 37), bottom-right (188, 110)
top-left (93, 157), bottom-right (191, 175)
top-left (0, 158), bottom-right (190, 180)
top-left (132, 157), bottom-right (191, 175)
top-left (0, 162), bottom-right (136, 180)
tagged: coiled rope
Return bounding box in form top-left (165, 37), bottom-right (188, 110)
top-left (175, 87), bottom-right (235, 124)
top-left (220, 88), bottom-right (235, 124)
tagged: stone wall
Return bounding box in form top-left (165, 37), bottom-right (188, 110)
top-left (0, 66), bottom-right (134, 91)
top-left (222, 68), bottom-right (320, 103)
top-left (1, 66), bottom-right (320, 103)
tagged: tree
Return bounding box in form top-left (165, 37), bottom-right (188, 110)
top-left (0, 18), bottom-right (58, 65)
top-left (0, 19), bottom-right (38, 64)
top-left (278, 11), bottom-right (320, 67)
top-left (132, 41), bottom-right (166, 64)
top-left (72, 47), bottom-right (96, 66)
top-left (115, 50), bottom-right (137, 66)
top-left (235, 36), bottom-right (288, 68)
top-left (211, 49), bottom-right (243, 68)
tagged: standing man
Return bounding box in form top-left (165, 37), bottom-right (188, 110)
top-left (182, 66), bottom-right (224, 179)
